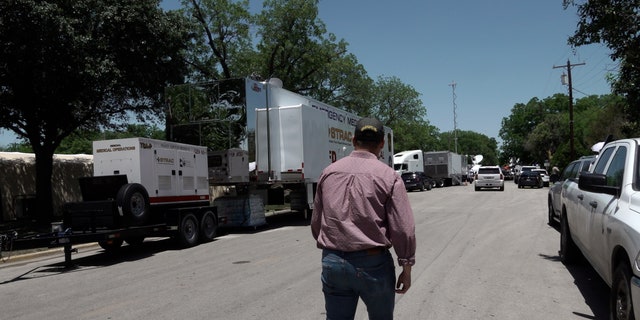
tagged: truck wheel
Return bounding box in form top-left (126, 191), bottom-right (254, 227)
top-left (611, 263), bottom-right (635, 320)
top-left (116, 183), bottom-right (150, 226)
top-left (178, 213), bottom-right (199, 247)
top-left (99, 239), bottom-right (123, 252)
top-left (560, 211), bottom-right (579, 265)
top-left (200, 210), bottom-right (218, 242)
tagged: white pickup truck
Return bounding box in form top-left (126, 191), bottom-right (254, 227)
top-left (560, 138), bottom-right (640, 320)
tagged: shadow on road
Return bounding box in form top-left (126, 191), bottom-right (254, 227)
top-left (540, 251), bottom-right (609, 319)
top-left (1, 211), bottom-right (310, 284)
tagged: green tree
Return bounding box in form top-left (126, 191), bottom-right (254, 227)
top-left (499, 98), bottom-right (549, 165)
top-left (564, 0), bottom-right (639, 134)
top-left (252, 0), bottom-right (375, 114)
top-left (176, 0), bottom-right (374, 146)
top-left (181, 0), bottom-right (253, 80)
top-left (369, 76), bottom-right (433, 152)
top-left (0, 0), bottom-right (191, 222)
top-left (499, 93), bottom-right (625, 170)
top-left (55, 124), bottom-right (166, 155)
top-left (393, 120), bottom-right (440, 153)
top-left (449, 131), bottom-right (499, 166)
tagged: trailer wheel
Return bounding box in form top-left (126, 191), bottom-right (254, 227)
top-left (178, 213), bottom-right (199, 247)
top-left (116, 183), bottom-right (150, 226)
top-left (200, 210), bottom-right (218, 242)
top-left (99, 239), bottom-right (123, 252)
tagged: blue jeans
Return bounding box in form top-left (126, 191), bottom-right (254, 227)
top-left (321, 248), bottom-right (396, 320)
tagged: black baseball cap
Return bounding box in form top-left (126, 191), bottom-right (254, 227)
top-left (354, 117), bottom-right (385, 142)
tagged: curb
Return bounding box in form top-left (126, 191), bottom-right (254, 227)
top-left (0, 243), bottom-right (100, 266)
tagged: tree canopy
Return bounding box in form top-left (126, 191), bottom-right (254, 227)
top-left (0, 0), bottom-right (191, 221)
top-left (500, 93), bottom-right (625, 169)
top-left (564, 0), bottom-right (640, 135)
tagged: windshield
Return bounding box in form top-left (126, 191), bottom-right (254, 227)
top-left (478, 168), bottom-right (500, 174)
top-left (394, 163), bottom-right (408, 170)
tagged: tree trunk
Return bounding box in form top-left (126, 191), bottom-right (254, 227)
top-left (33, 147), bottom-right (55, 224)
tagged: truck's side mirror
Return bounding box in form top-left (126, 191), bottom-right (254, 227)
top-left (578, 172), bottom-right (620, 196)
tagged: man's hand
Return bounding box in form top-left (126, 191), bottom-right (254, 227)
top-left (395, 265), bottom-right (412, 294)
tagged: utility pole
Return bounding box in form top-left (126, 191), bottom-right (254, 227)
top-left (553, 60), bottom-right (585, 160)
top-left (449, 81), bottom-right (458, 154)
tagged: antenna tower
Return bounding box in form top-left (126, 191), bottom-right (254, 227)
top-left (449, 81), bottom-right (458, 154)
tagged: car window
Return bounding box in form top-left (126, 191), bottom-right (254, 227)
top-left (478, 168), bottom-right (500, 174)
top-left (605, 146), bottom-right (626, 187)
top-left (561, 162), bottom-right (578, 180)
top-left (579, 159), bottom-right (593, 173)
top-left (593, 146), bottom-right (615, 174)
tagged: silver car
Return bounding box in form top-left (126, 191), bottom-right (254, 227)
top-left (474, 166), bottom-right (504, 191)
top-left (547, 156), bottom-right (595, 226)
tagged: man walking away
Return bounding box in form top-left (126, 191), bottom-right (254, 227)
top-left (311, 117), bottom-right (416, 320)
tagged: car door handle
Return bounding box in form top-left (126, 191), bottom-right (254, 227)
top-left (577, 194), bottom-right (584, 201)
top-left (589, 201), bottom-right (597, 209)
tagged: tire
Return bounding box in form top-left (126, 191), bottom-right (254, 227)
top-left (116, 183), bottom-right (150, 226)
top-left (199, 210), bottom-right (218, 242)
top-left (547, 199), bottom-right (556, 227)
top-left (559, 211), bottom-right (579, 264)
top-left (611, 263), bottom-right (635, 320)
top-left (499, 186), bottom-right (504, 191)
top-left (98, 239), bottom-right (123, 252)
top-left (475, 186), bottom-right (480, 191)
top-left (178, 213), bottom-right (199, 247)
top-left (420, 183), bottom-right (425, 191)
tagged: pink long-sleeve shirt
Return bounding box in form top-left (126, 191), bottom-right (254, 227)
top-left (311, 150), bottom-right (416, 266)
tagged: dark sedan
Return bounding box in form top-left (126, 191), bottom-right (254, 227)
top-left (518, 171), bottom-right (542, 188)
top-left (401, 172), bottom-right (432, 191)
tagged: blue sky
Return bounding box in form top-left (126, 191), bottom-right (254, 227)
top-left (0, 1), bottom-right (615, 147)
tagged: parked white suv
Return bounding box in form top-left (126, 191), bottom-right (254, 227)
top-left (474, 166), bottom-right (504, 191)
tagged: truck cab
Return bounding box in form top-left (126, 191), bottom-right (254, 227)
top-left (560, 138), bottom-right (640, 319)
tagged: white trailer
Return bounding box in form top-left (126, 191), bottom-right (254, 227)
top-left (208, 77), bottom-right (394, 216)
